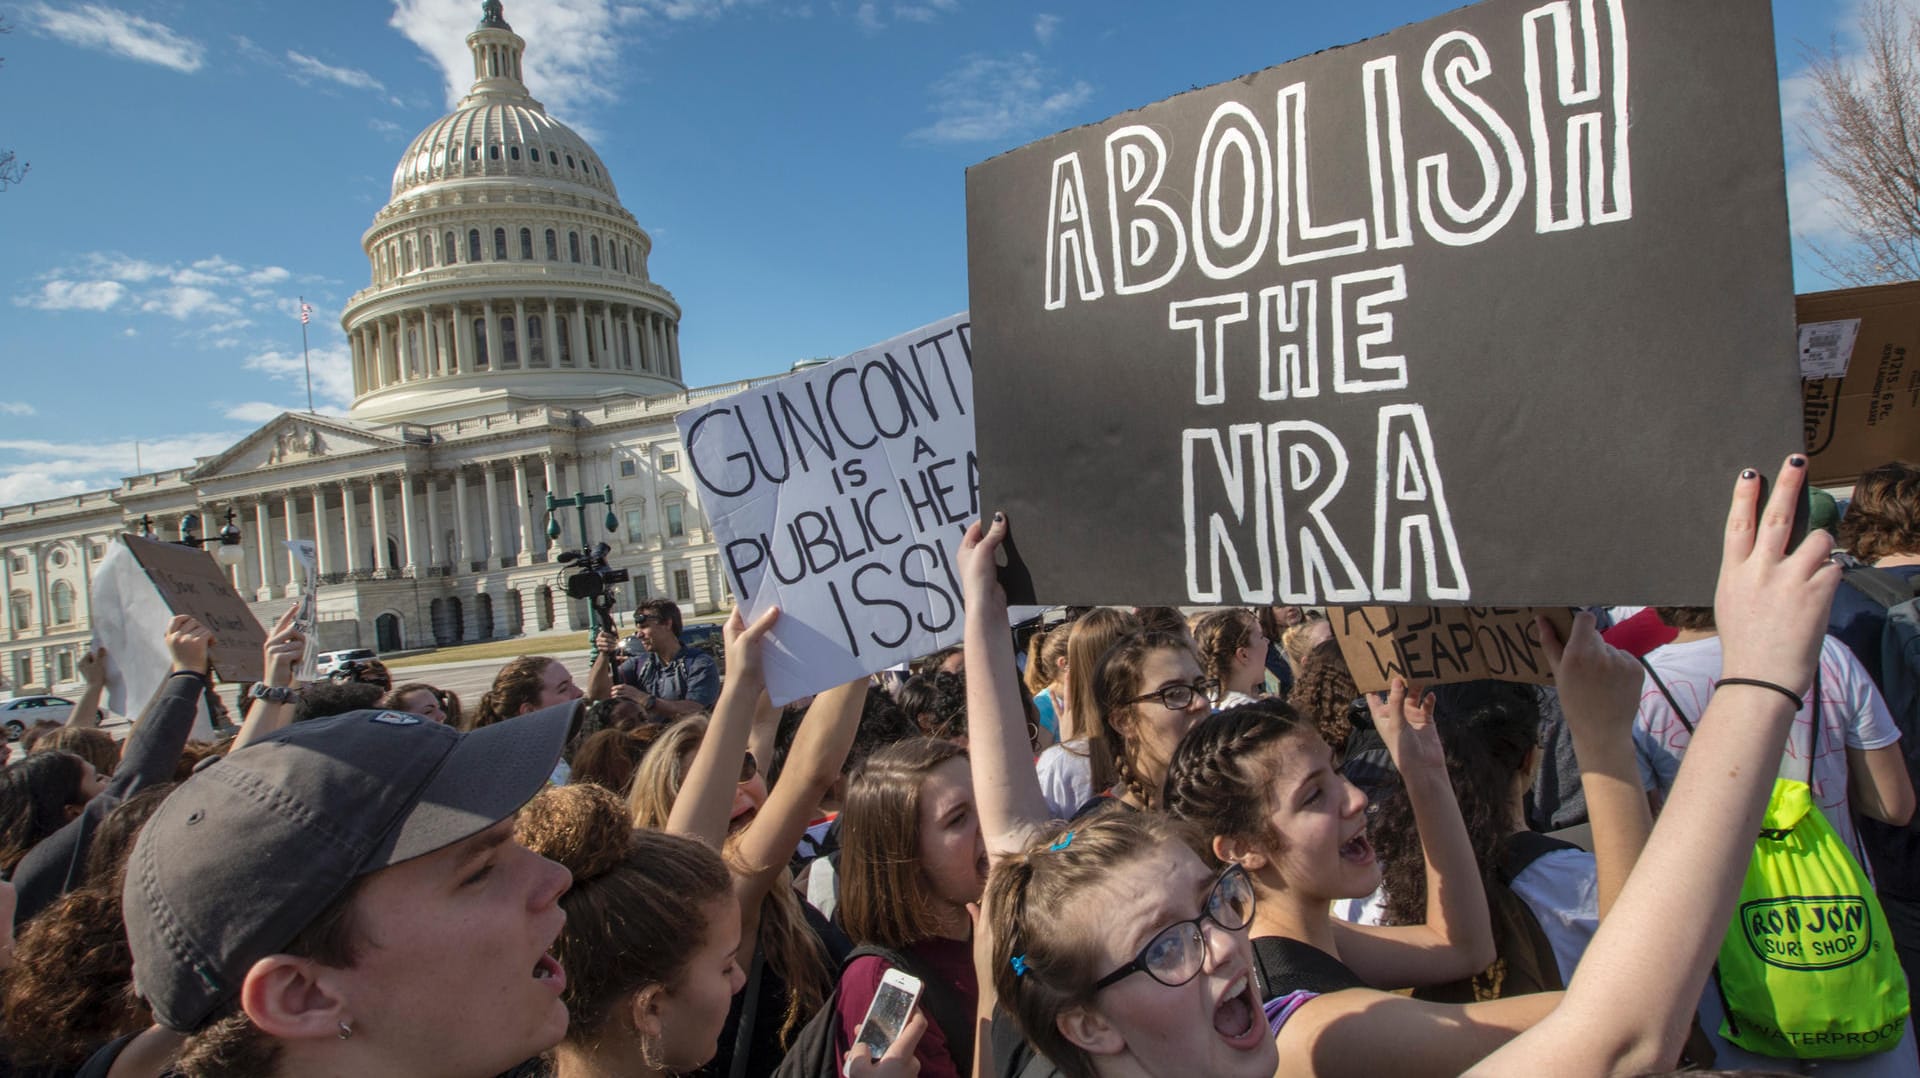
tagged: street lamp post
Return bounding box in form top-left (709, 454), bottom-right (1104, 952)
top-left (545, 485), bottom-right (623, 660)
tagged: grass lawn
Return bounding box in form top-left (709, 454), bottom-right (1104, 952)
top-left (384, 632), bottom-right (594, 669)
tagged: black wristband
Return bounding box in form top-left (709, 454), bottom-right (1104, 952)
top-left (1716, 677), bottom-right (1806, 708)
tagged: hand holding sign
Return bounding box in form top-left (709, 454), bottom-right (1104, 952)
top-left (1367, 678), bottom-right (1443, 776)
top-left (722, 606), bottom-right (782, 686)
top-left (1537, 611), bottom-right (1641, 744)
top-left (165, 615), bottom-right (214, 675)
top-left (262, 604), bottom-right (306, 690)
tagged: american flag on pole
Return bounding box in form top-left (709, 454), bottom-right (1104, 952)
top-left (299, 302), bottom-right (313, 325)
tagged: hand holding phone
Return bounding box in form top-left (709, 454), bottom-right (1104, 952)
top-left (844, 969), bottom-right (923, 1077)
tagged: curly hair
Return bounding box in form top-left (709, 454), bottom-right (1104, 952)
top-left (567, 726), bottom-right (659, 797)
top-left (0, 886), bottom-right (150, 1067)
top-left (1653, 606), bottom-right (1716, 632)
top-left (1162, 700), bottom-right (1309, 857)
top-left (1092, 631), bottom-right (1199, 810)
top-left (468, 655), bottom-right (558, 730)
top-left (0, 750), bottom-right (88, 873)
top-left (1287, 641), bottom-right (1361, 760)
top-left (1840, 461), bottom-right (1920, 560)
top-left (1373, 683), bottom-right (1541, 929)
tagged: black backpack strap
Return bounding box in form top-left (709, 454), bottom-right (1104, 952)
top-left (1498, 830), bottom-right (1582, 885)
top-left (1843, 562), bottom-right (1920, 610)
top-left (728, 945), bottom-right (767, 1078)
top-left (844, 945), bottom-right (975, 1077)
top-left (1636, 655), bottom-right (1693, 733)
top-left (1250, 935), bottom-right (1371, 998)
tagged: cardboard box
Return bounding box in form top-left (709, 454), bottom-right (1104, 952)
top-left (1801, 282), bottom-right (1920, 486)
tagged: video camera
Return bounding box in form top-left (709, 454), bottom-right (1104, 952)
top-left (559, 542), bottom-right (629, 629)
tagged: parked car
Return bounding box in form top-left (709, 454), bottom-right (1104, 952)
top-left (3, 695), bottom-right (75, 742)
top-left (315, 648), bottom-right (377, 678)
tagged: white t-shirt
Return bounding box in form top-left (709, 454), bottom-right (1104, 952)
top-left (1508, 848), bottom-right (1599, 986)
top-left (1633, 635), bottom-right (1900, 854)
top-left (1036, 740), bottom-right (1097, 820)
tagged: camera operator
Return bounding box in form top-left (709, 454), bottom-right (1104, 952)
top-left (596, 599), bottom-right (718, 722)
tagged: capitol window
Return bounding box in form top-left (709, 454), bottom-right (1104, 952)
top-left (9, 591), bottom-right (29, 631)
top-left (565, 154), bottom-right (575, 169)
top-left (527, 315), bottom-right (544, 365)
top-left (50, 581), bottom-right (73, 625)
top-left (549, 150), bottom-right (558, 164)
top-left (520, 228), bottom-right (533, 260)
top-left (489, 144), bottom-right (500, 160)
top-left (501, 316), bottom-right (518, 367)
top-left (469, 145), bottom-right (479, 161)
top-left (569, 232), bottom-right (581, 263)
top-left (620, 459), bottom-right (636, 478)
top-left (468, 230), bottom-right (482, 263)
top-left (493, 228), bottom-right (508, 260)
top-left (49, 548), bottom-right (67, 568)
top-left (472, 318), bottom-right (489, 368)
top-left (591, 236), bottom-right (601, 266)
top-left (659, 452), bottom-right (679, 472)
top-left (445, 231), bottom-right (457, 264)
top-left (545, 229), bottom-right (557, 260)
top-left (509, 146), bottom-right (521, 160)
top-left (556, 318), bottom-right (572, 364)
top-left (625, 509), bottom-right (643, 535)
top-left (666, 503), bottom-right (685, 540)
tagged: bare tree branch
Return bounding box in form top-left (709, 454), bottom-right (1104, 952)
top-left (0, 13), bottom-right (24, 192)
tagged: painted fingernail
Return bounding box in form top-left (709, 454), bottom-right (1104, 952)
top-left (1788, 455), bottom-right (1806, 468)
top-left (1741, 469), bottom-right (1758, 480)
top-left (993, 511), bottom-right (1005, 523)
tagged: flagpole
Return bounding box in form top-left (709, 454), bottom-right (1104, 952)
top-left (300, 296), bottom-right (314, 414)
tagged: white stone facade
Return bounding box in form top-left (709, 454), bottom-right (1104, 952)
top-left (0, 2), bottom-right (771, 697)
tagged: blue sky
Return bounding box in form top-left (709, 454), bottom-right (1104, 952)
top-left (0, 0), bottom-right (1873, 504)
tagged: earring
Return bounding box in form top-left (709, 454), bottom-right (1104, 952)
top-left (338, 1020), bottom-right (353, 1041)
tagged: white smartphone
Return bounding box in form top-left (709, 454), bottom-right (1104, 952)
top-left (849, 968), bottom-right (922, 1069)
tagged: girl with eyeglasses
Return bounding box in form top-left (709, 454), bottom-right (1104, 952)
top-left (962, 453), bottom-right (1847, 1076)
top-left (1084, 631), bottom-right (1216, 814)
top-left (627, 607), bottom-right (871, 1077)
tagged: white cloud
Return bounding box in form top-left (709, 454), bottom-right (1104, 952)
top-left (0, 402), bottom-right (37, 417)
top-left (910, 52), bottom-right (1092, 144)
top-left (0, 432), bottom-right (243, 503)
top-left (390, 0), bottom-right (630, 121)
top-left (1033, 13), bottom-right (1060, 46)
top-left (139, 286), bottom-right (238, 321)
top-left (285, 50), bottom-right (388, 93)
top-left (24, 3), bottom-right (205, 72)
top-left (246, 266), bottom-right (291, 285)
top-left (243, 342), bottom-right (356, 408)
top-left (368, 117), bottom-right (406, 137)
top-left (223, 401), bottom-right (291, 423)
top-left (17, 278), bottom-right (126, 311)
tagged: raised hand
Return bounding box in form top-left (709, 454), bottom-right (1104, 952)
top-left (721, 605), bottom-right (781, 684)
top-left (1538, 611), bottom-right (1643, 743)
top-left (78, 646), bottom-right (108, 687)
top-left (1715, 456), bottom-right (1840, 696)
top-left (958, 513), bottom-right (1009, 610)
top-left (165, 615), bottom-right (214, 674)
top-left (262, 603), bottom-right (306, 688)
top-left (1368, 677), bottom-right (1444, 774)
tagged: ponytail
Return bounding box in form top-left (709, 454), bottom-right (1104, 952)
top-left (467, 655), bottom-right (554, 730)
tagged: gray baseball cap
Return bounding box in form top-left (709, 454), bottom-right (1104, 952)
top-left (124, 703), bottom-right (574, 1032)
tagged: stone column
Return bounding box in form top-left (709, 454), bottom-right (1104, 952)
top-left (453, 470), bottom-right (472, 570)
top-left (668, 322), bottom-right (681, 379)
top-left (375, 319), bottom-right (391, 386)
top-left (425, 473), bottom-right (442, 569)
top-left (399, 473), bottom-right (421, 573)
top-left (448, 308), bottom-right (464, 375)
top-left (370, 478), bottom-right (389, 572)
top-left (624, 309), bottom-right (642, 372)
top-left (254, 500), bottom-right (273, 596)
top-left (311, 486), bottom-right (330, 576)
top-left (484, 301), bottom-right (502, 370)
top-left (282, 492), bottom-right (300, 595)
top-left (341, 481), bottom-right (360, 573)
top-left (513, 457), bottom-right (533, 564)
top-left (31, 545), bottom-right (47, 634)
top-left (651, 314), bottom-right (667, 377)
top-left (544, 297), bottom-right (558, 367)
top-left (511, 299), bottom-right (527, 368)
top-left (484, 465), bottom-right (505, 567)
top-left (570, 304), bottom-right (588, 370)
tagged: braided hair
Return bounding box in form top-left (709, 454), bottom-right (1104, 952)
top-left (1163, 700), bottom-right (1309, 855)
top-left (1190, 608), bottom-right (1257, 701)
top-left (468, 655), bottom-right (557, 730)
top-left (985, 809), bottom-right (1202, 1078)
top-left (1091, 631), bottom-right (1199, 810)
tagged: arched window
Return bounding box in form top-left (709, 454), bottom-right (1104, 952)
top-left (421, 235), bottom-right (434, 269)
top-left (556, 317), bottom-right (572, 365)
top-left (549, 150), bottom-right (558, 164)
top-left (472, 317), bottom-right (489, 368)
top-left (519, 228), bottom-right (533, 260)
top-left (445, 231), bottom-right (457, 265)
top-left (509, 145), bottom-right (520, 160)
top-left (545, 229), bottom-right (558, 260)
top-left (590, 236), bottom-right (601, 266)
top-left (527, 315), bottom-right (545, 366)
top-left (488, 144), bottom-right (500, 160)
top-left (401, 242), bottom-right (414, 273)
top-left (625, 243), bottom-right (634, 274)
top-left (500, 316), bottom-right (518, 368)
top-left (569, 232), bottom-right (581, 262)
top-left (468, 229), bottom-right (482, 263)
top-left (468, 144), bottom-right (479, 161)
top-left (493, 228), bottom-right (507, 260)
top-left (565, 154), bottom-right (575, 169)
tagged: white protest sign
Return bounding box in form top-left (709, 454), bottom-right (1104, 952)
top-left (678, 313), bottom-right (975, 705)
top-left (89, 537), bottom-right (215, 738)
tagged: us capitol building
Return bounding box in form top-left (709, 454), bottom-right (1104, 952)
top-left (0, 2), bottom-right (777, 694)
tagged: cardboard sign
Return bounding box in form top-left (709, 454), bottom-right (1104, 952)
top-left (966, 0), bottom-right (1800, 607)
top-left (1330, 605), bottom-right (1574, 693)
top-left (122, 534), bottom-right (266, 680)
top-left (1800, 282), bottom-right (1920, 487)
top-left (677, 314), bottom-right (975, 705)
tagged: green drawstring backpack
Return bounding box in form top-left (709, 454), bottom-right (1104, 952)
top-left (1643, 661), bottom-right (1909, 1060)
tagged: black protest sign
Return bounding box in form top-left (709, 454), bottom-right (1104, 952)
top-left (966, 0), bottom-right (1801, 606)
top-left (123, 533), bottom-right (267, 680)
top-left (1330, 605), bottom-right (1573, 693)
top-left (678, 314), bottom-right (975, 705)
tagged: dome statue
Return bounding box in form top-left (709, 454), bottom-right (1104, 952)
top-left (340, 1), bottom-right (685, 425)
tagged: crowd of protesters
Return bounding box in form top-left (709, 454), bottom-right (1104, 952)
top-left (0, 457), bottom-right (1917, 1078)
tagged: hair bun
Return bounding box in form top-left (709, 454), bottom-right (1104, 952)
top-left (514, 784), bottom-right (633, 884)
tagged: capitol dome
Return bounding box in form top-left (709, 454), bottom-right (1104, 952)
top-left (342, 0), bottom-right (684, 424)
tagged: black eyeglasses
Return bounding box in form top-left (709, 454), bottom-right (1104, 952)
top-left (1093, 864), bottom-right (1256, 991)
top-left (1127, 677), bottom-right (1220, 711)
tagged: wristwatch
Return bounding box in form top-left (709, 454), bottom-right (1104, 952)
top-left (250, 683), bottom-right (298, 704)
